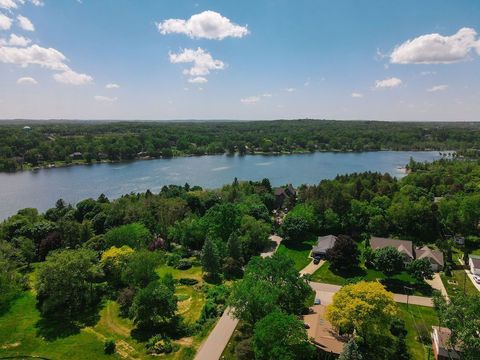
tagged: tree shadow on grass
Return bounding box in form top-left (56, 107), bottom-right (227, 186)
top-left (35, 302), bottom-right (102, 341)
top-left (282, 238), bottom-right (313, 252)
top-left (330, 265), bottom-right (366, 280)
top-left (380, 278), bottom-right (434, 297)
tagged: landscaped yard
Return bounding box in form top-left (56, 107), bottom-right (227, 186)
top-left (441, 269), bottom-right (478, 296)
top-left (398, 303), bottom-right (438, 360)
top-left (276, 236), bottom-right (317, 271)
top-left (0, 264), bottom-right (210, 360)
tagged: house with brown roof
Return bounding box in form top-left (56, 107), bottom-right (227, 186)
top-left (274, 184), bottom-right (296, 209)
top-left (416, 246), bottom-right (444, 272)
top-left (303, 304), bottom-right (348, 355)
top-left (370, 237), bottom-right (414, 263)
top-left (431, 326), bottom-right (461, 360)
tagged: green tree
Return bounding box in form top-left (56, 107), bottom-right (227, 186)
top-left (406, 258), bottom-right (434, 282)
top-left (326, 235), bottom-right (360, 271)
top-left (239, 215), bottom-right (270, 261)
top-left (201, 238), bottom-right (221, 278)
top-left (252, 310), bottom-right (315, 360)
top-left (130, 281), bottom-right (177, 330)
top-left (433, 293), bottom-right (480, 360)
top-left (229, 253), bottom-right (311, 324)
top-left (104, 223), bottom-right (151, 249)
top-left (373, 247), bottom-right (404, 276)
top-left (35, 248), bottom-right (103, 317)
top-left (121, 250), bottom-right (162, 288)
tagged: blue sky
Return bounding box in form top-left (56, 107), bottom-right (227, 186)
top-left (1, 0), bottom-right (480, 120)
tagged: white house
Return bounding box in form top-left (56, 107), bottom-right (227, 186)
top-left (469, 255), bottom-right (480, 275)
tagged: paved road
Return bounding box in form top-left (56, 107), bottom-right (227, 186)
top-left (194, 308), bottom-right (238, 360)
top-left (194, 234), bottom-right (283, 360)
top-left (309, 281), bottom-right (434, 307)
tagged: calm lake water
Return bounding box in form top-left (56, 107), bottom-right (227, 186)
top-left (0, 151), bottom-right (442, 220)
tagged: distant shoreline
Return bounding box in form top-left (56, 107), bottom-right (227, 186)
top-left (7, 149), bottom-right (451, 174)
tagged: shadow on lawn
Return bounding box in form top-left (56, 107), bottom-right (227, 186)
top-left (380, 278), bottom-right (434, 297)
top-left (35, 302), bottom-right (102, 341)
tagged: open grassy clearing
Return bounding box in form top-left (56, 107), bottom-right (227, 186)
top-left (398, 303), bottom-right (438, 360)
top-left (441, 269), bottom-right (478, 297)
top-left (276, 236), bottom-right (317, 271)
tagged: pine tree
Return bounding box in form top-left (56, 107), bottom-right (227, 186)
top-left (227, 231), bottom-right (242, 261)
top-left (201, 238), bottom-right (221, 277)
top-left (338, 339), bottom-right (363, 360)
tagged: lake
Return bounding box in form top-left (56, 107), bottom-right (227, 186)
top-left (0, 151), bottom-right (442, 220)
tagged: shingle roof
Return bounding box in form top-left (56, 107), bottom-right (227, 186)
top-left (416, 246), bottom-right (444, 266)
top-left (469, 255), bottom-right (480, 269)
top-left (312, 235), bottom-right (338, 254)
top-left (370, 237), bottom-right (414, 259)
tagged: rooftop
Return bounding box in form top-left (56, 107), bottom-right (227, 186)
top-left (370, 237), bottom-right (414, 259)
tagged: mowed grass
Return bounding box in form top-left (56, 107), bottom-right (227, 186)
top-left (398, 303), bottom-right (438, 360)
top-left (441, 269), bottom-right (478, 297)
top-left (276, 236), bottom-right (317, 271)
top-left (0, 293), bottom-right (128, 360)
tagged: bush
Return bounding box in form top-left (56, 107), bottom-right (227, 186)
top-left (146, 335), bottom-right (174, 354)
top-left (176, 259), bottom-right (192, 270)
top-left (166, 253), bottom-right (181, 268)
top-left (104, 338), bottom-right (116, 354)
top-left (235, 338), bottom-right (254, 360)
top-left (117, 287), bottom-right (136, 317)
top-left (179, 278), bottom-right (199, 286)
top-left (416, 321), bottom-right (431, 345)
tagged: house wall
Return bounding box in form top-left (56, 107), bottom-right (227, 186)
top-left (470, 258), bottom-right (480, 275)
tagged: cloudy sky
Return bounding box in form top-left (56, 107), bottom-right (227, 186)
top-left (1, 0), bottom-right (480, 121)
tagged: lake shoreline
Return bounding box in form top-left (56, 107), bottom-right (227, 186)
top-left (6, 148), bottom-right (452, 174)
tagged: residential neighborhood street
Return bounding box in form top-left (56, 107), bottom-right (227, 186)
top-left (194, 235), bottom-right (283, 360)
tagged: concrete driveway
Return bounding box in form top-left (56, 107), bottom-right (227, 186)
top-left (465, 270), bottom-right (480, 292)
top-left (300, 259), bottom-right (324, 276)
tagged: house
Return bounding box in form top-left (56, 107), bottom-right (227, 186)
top-left (431, 326), bottom-right (461, 360)
top-left (303, 304), bottom-right (348, 355)
top-left (370, 237), bottom-right (414, 263)
top-left (274, 184), bottom-right (296, 209)
top-left (69, 151), bottom-right (83, 160)
top-left (312, 235), bottom-right (338, 258)
top-left (469, 255), bottom-right (480, 275)
top-left (416, 246), bottom-right (444, 272)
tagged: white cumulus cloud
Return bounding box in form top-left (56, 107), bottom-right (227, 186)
top-left (105, 83), bottom-right (120, 89)
top-left (351, 92), bottom-right (364, 98)
top-left (240, 96), bottom-right (260, 105)
top-left (17, 14), bottom-right (34, 31)
top-left (157, 10), bottom-right (249, 40)
top-left (427, 84), bottom-right (448, 92)
top-left (0, 44), bottom-right (68, 70)
top-left (16, 76), bottom-right (36, 84)
top-left (169, 47), bottom-right (224, 82)
top-left (0, 13), bottom-right (12, 30)
top-left (0, 0), bottom-right (17, 10)
top-left (0, 33), bottom-right (31, 46)
top-left (188, 76), bottom-right (208, 84)
top-left (375, 77), bottom-right (402, 89)
top-left (53, 70), bottom-right (93, 85)
top-left (94, 95), bottom-right (117, 102)
top-left (390, 27), bottom-right (480, 64)
top-left (284, 87), bottom-right (296, 92)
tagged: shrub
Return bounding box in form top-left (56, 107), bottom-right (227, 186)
top-left (166, 253), bottom-right (181, 268)
top-left (104, 338), bottom-right (116, 354)
top-left (179, 278), bottom-right (198, 286)
top-left (176, 259), bottom-right (192, 270)
top-left (146, 335), bottom-right (174, 354)
top-left (235, 338), bottom-right (254, 360)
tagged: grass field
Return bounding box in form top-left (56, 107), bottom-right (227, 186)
top-left (276, 236), bottom-right (317, 271)
top-left (441, 269), bottom-right (478, 297)
top-left (0, 264), bottom-right (209, 360)
top-left (398, 303), bottom-right (438, 360)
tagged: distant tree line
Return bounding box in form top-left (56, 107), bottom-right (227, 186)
top-left (1, 119), bottom-right (478, 171)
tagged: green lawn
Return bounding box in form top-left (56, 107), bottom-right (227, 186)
top-left (311, 261), bottom-right (433, 296)
top-left (471, 248), bottom-right (480, 256)
top-left (276, 236), bottom-right (317, 271)
top-left (398, 304), bottom-right (438, 360)
top-left (441, 269), bottom-right (478, 297)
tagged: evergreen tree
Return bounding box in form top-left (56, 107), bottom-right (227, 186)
top-left (227, 231), bottom-right (242, 261)
top-left (201, 238), bottom-right (221, 277)
top-left (339, 339), bottom-right (363, 360)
